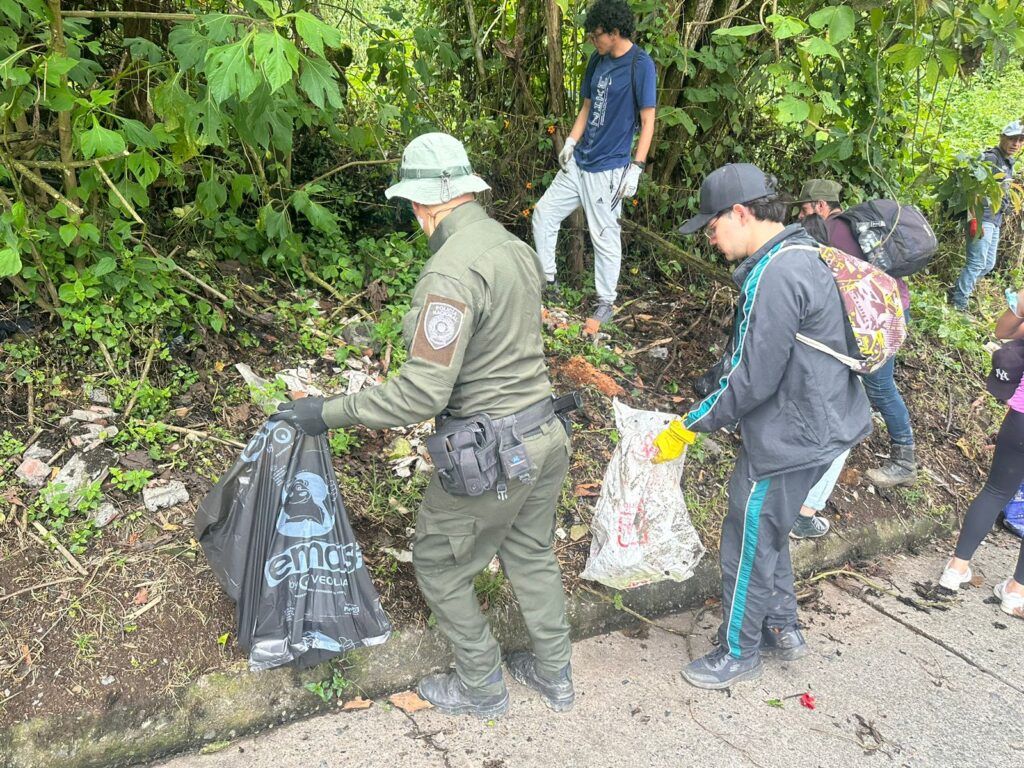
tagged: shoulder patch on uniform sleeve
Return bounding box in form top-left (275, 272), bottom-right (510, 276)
top-left (410, 293), bottom-right (468, 367)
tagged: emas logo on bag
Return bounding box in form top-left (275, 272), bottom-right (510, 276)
top-left (275, 472), bottom-right (335, 538)
top-left (263, 540), bottom-right (364, 588)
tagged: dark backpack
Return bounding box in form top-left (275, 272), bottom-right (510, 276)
top-left (986, 339), bottom-right (1024, 402)
top-left (834, 200), bottom-right (937, 277)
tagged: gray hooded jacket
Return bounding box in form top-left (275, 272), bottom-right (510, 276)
top-left (683, 225), bottom-right (871, 480)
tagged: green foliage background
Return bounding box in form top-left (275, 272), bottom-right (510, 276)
top-left (1, 0), bottom-right (1023, 360)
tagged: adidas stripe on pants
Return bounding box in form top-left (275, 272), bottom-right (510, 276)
top-left (717, 449), bottom-right (830, 659)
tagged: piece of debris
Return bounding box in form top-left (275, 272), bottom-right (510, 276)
top-left (142, 479), bottom-right (190, 512)
top-left (839, 467), bottom-right (861, 486)
top-left (389, 690), bottom-right (432, 713)
top-left (646, 346), bottom-right (669, 360)
top-left (341, 321), bottom-right (376, 350)
top-left (276, 367), bottom-right (324, 397)
top-left (87, 385), bottom-right (111, 405)
top-left (341, 697), bottom-right (373, 711)
top-left (50, 447), bottom-right (117, 510)
top-left (342, 370), bottom-right (375, 395)
top-left (91, 502), bottom-right (120, 528)
top-left (382, 547), bottom-right (413, 563)
top-left (799, 692), bottom-right (816, 710)
top-left (386, 437), bottom-right (413, 460)
top-left (71, 423), bottom-right (119, 448)
top-left (569, 524), bottom-right (589, 541)
top-left (556, 356), bottom-right (626, 398)
top-left (235, 363), bottom-right (286, 412)
top-left (574, 482), bottom-right (601, 497)
top-left (99, 675), bottom-right (116, 686)
top-left (23, 444), bottom-right (54, 462)
top-left (554, 527), bottom-right (567, 540)
top-left (15, 457), bottom-right (51, 488)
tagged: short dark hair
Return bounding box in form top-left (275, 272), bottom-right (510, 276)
top-left (584, 0), bottom-right (636, 39)
top-left (743, 195), bottom-right (788, 225)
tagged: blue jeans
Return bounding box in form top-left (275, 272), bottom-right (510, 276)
top-left (951, 223), bottom-right (1000, 309)
top-left (862, 354), bottom-right (914, 446)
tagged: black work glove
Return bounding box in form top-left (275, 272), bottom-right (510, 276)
top-left (269, 395), bottom-right (329, 436)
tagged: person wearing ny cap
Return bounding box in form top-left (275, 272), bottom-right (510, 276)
top-left (271, 133), bottom-right (575, 718)
top-left (949, 120), bottom-right (1024, 311)
top-left (531, 0), bottom-right (657, 334)
top-left (651, 163), bottom-right (871, 689)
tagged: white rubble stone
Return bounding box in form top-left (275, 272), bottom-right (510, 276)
top-left (142, 479), bottom-right (189, 512)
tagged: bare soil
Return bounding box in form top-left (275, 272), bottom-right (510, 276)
top-left (0, 277), bottom-right (992, 731)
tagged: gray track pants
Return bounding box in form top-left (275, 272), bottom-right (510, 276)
top-left (717, 449), bottom-right (830, 659)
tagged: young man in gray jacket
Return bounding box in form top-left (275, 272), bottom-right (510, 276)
top-left (655, 164), bottom-right (871, 689)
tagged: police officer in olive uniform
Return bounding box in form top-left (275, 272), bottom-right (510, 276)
top-left (271, 133), bottom-right (575, 718)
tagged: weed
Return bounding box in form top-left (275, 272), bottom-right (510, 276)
top-left (110, 467), bottom-right (154, 495)
top-left (473, 568), bottom-right (506, 606)
top-left (328, 429), bottom-right (360, 457)
top-left (305, 661), bottom-right (353, 703)
top-left (73, 632), bottom-right (97, 661)
top-left (0, 430), bottom-right (25, 460)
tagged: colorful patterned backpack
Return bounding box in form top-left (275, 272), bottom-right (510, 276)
top-left (793, 245), bottom-right (908, 375)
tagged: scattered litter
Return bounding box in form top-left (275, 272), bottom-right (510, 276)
top-left (234, 363), bottom-right (286, 412)
top-left (569, 524), bottom-right (589, 542)
top-left (386, 437), bottom-right (413, 460)
top-left (276, 367), bottom-right (324, 397)
top-left (50, 448), bottom-right (117, 510)
top-left (142, 479), bottom-right (190, 512)
top-left (87, 385), bottom-right (111, 405)
top-left (91, 502), bottom-right (120, 528)
top-left (554, 527), bottom-right (567, 540)
top-left (486, 555), bottom-right (501, 574)
top-left (341, 697), bottom-right (373, 711)
top-left (388, 690), bottom-right (432, 713)
top-left (15, 457), bottom-right (50, 488)
top-left (382, 547), bottom-right (413, 563)
top-left (99, 676), bottom-right (115, 686)
top-left (342, 370), bottom-right (375, 395)
top-left (574, 482), bottom-right (601, 497)
top-left (646, 346), bottom-right (669, 360)
top-left (799, 692), bottom-right (816, 710)
top-left (556, 356), bottom-right (625, 399)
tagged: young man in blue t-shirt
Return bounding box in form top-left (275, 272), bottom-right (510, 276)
top-left (532, 0), bottom-right (656, 333)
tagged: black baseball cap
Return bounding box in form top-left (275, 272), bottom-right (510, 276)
top-left (678, 163), bottom-right (778, 235)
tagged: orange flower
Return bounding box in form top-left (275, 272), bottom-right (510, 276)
top-left (525, 181), bottom-right (533, 190)
top-left (632, 198), bottom-right (639, 207)
top-left (521, 208), bottom-right (531, 218)
top-left (547, 125), bottom-right (556, 135)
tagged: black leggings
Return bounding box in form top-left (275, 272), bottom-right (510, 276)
top-left (954, 408), bottom-right (1024, 583)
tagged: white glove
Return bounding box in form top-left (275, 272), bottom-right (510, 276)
top-left (558, 138), bottom-right (577, 170)
top-left (619, 162), bottom-right (642, 198)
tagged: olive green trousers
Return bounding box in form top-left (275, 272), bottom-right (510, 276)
top-left (412, 419), bottom-right (572, 690)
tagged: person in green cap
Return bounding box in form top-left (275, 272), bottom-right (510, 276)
top-left (795, 179), bottom-right (918, 494)
top-left (271, 133), bottom-right (575, 718)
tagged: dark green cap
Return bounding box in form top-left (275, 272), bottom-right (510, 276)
top-left (794, 179), bottom-right (842, 204)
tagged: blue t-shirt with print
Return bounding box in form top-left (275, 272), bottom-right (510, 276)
top-left (574, 44), bottom-right (657, 173)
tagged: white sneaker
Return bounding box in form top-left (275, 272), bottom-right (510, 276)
top-left (994, 579), bottom-right (1024, 617)
top-left (938, 561), bottom-right (972, 591)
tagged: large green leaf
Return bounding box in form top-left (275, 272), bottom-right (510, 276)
top-left (776, 94), bottom-right (810, 123)
top-left (196, 177), bottom-right (227, 217)
top-left (205, 39), bottom-right (260, 103)
top-left (0, 246), bottom-right (22, 278)
top-left (292, 190), bottom-right (339, 234)
top-left (799, 36), bottom-right (841, 61)
top-left (253, 31), bottom-right (299, 93)
top-left (80, 117), bottom-right (127, 158)
top-left (809, 6), bottom-right (856, 43)
top-left (766, 15), bottom-right (807, 40)
top-left (294, 11), bottom-right (343, 58)
top-left (712, 24), bottom-right (763, 37)
top-left (298, 54), bottom-right (343, 109)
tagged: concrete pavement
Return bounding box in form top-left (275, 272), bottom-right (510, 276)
top-left (154, 532), bottom-right (1024, 768)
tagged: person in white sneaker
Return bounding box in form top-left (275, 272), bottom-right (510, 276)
top-left (940, 289), bottom-right (1024, 618)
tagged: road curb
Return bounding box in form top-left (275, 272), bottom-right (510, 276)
top-left (2, 507), bottom-right (954, 768)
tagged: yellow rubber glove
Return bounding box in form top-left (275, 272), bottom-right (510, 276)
top-left (652, 420), bottom-right (697, 463)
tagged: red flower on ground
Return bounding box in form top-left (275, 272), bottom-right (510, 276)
top-left (799, 693), bottom-right (816, 710)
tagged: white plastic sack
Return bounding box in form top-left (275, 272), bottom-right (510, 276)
top-left (580, 399), bottom-right (706, 589)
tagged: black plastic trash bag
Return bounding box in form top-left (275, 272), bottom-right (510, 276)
top-left (195, 419), bottom-right (391, 670)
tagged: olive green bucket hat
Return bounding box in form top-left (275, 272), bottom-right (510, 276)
top-left (384, 132), bottom-right (491, 205)
top-left (794, 178), bottom-right (842, 204)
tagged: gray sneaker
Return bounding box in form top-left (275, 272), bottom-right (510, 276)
top-left (591, 301), bottom-right (614, 324)
top-left (790, 514), bottom-right (830, 540)
top-left (681, 646), bottom-right (763, 690)
top-left (416, 670), bottom-right (510, 719)
top-left (760, 624), bottom-right (810, 661)
top-left (505, 651), bottom-right (574, 711)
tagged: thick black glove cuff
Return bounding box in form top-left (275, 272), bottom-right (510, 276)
top-left (270, 396), bottom-right (329, 436)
